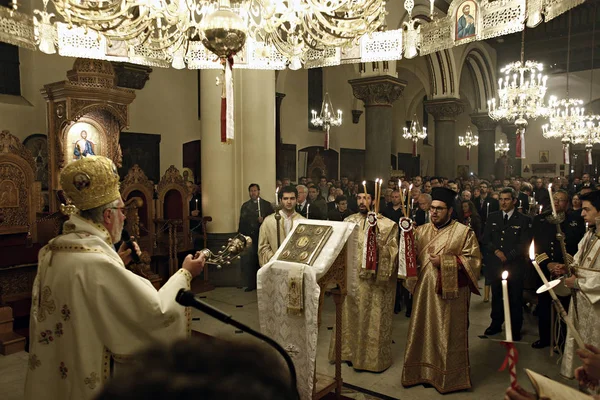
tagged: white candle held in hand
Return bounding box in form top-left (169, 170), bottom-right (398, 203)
top-left (501, 271), bottom-right (513, 342)
top-left (548, 183), bottom-right (557, 216)
top-left (257, 197), bottom-right (261, 218)
top-left (529, 241), bottom-right (550, 287)
top-left (275, 188), bottom-right (279, 206)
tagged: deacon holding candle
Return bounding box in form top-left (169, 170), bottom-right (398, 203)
top-left (530, 187), bottom-right (585, 350)
top-left (481, 187), bottom-right (532, 341)
top-left (238, 183), bottom-right (274, 292)
top-left (402, 187), bottom-right (482, 394)
top-left (552, 190), bottom-right (600, 379)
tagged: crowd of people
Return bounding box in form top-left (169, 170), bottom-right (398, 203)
top-left (239, 172), bottom-right (600, 397)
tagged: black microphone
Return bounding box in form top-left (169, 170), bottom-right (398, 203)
top-left (175, 289), bottom-right (298, 398)
top-left (121, 229), bottom-right (140, 264)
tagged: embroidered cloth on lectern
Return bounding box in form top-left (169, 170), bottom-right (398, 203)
top-left (257, 220), bottom-right (357, 400)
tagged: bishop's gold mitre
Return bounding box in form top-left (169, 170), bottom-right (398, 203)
top-left (60, 156), bottom-right (121, 211)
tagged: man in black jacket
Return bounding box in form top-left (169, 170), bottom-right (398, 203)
top-left (530, 190), bottom-right (585, 349)
top-left (482, 187), bottom-right (532, 341)
top-left (238, 183), bottom-right (274, 291)
top-left (475, 181), bottom-right (499, 225)
top-left (327, 195), bottom-right (352, 221)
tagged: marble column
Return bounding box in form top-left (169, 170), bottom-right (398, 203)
top-left (424, 99), bottom-right (465, 177)
top-left (470, 113), bottom-right (497, 180)
top-left (349, 75), bottom-right (406, 179)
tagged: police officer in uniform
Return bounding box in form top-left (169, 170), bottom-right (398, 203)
top-left (530, 189), bottom-right (585, 349)
top-left (482, 187), bottom-right (532, 341)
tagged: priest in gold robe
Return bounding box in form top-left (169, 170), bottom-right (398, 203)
top-left (328, 181), bottom-right (399, 372)
top-left (258, 186), bottom-right (305, 266)
top-left (402, 187), bottom-right (481, 393)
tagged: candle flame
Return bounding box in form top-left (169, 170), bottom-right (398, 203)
top-left (548, 183), bottom-right (552, 189)
top-left (362, 180), bottom-right (366, 185)
top-left (529, 241), bottom-right (535, 260)
top-left (502, 270), bottom-right (508, 280)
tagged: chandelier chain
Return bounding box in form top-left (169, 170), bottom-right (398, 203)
top-left (590, 3), bottom-right (596, 102)
top-left (567, 9), bottom-right (572, 98)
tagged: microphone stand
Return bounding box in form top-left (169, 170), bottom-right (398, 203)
top-left (176, 289), bottom-right (298, 398)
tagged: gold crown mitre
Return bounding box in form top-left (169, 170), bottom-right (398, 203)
top-left (60, 156), bottom-right (121, 211)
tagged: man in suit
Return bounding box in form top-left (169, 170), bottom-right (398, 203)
top-left (530, 190), bottom-right (585, 349)
top-left (511, 181), bottom-right (529, 213)
top-left (307, 185), bottom-right (327, 220)
top-left (414, 193), bottom-right (432, 226)
top-left (482, 187), bottom-right (532, 341)
top-left (296, 185), bottom-right (309, 217)
top-left (238, 183), bottom-right (274, 292)
top-left (327, 195), bottom-right (352, 221)
top-left (475, 181), bottom-right (499, 225)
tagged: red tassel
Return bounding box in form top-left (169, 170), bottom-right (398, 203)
top-left (220, 97), bottom-right (226, 143)
top-left (412, 141), bottom-right (417, 157)
top-left (324, 130), bottom-right (329, 150)
top-left (467, 148), bottom-right (470, 161)
top-left (499, 342), bottom-right (519, 389)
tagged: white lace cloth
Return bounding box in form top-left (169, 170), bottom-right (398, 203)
top-left (257, 220), bottom-right (357, 400)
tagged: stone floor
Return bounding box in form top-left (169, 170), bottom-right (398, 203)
top-left (1, 279), bottom-right (578, 400)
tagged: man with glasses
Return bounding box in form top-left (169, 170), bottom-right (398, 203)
top-left (25, 156), bottom-right (206, 400)
top-left (474, 180), bottom-right (499, 225)
top-left (482, 188), bottom-right (532, 341)
top-left (530, 189), bottom-right (584, 349)
top-left (402, 187), bottom-right (482, 393)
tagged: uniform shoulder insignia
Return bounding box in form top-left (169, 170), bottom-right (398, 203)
top-left (529, 223), bottom-right (532, 228)
top-left (492, 222), bottom-right (497, 226)
top-left (570, 221), bottom-right (578, 227)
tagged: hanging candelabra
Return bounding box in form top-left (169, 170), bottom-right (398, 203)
top-left (541, 10), bottom-right (588, 165)
top-left (458, 126), bottom-right (478, 161)
top-left (311, 92), bottom-right (342, 150)
top-left (488, 28), bottom-right (548, 159)
top-left (495, 139), bottom-right (510, 155)
top-left (402, 115), bottom-right (427, 157)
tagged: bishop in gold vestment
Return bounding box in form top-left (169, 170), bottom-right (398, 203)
top-left (402, 187), bottom-right (481, 393)
top-left (329, 188), bottom-right (399, 372)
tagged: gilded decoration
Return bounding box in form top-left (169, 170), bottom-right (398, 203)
top-left (157, 165), bottom-right (186, 194)
top-left (121, 164), bottom-right (155, 195)
top-left (349, 76), bottom-right (406, 107)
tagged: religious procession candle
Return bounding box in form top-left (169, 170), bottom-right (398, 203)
top-left (539, 205), bottom-right (543, 214)
top-left (407, 184), bottom-right (413, 217)
top-left (195, 199), bottom-right (198, 211)
top-left (519, 200), bottom-right (522, 210)
top-left (501, 271), bottom-right (513, 342)
top-left (362, 180), bottom-right (367, 197)
top-left (529, 241), bottom-right (550, 287)
top-left (548, 183), bottom-right (557, 216)
top-left (257, 197), bottom-right (261, 218)
top-left (306, 203), bottom-right (310, 219)
top-left (275, 187), bottom-right (279, 206)
top-left (486, 202), bottom-right (490, 218)
top-left (430, 0), bottom-right (434, 15)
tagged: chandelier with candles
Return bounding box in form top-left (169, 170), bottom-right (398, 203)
top-left (311, 92), bottom-right (342, 151)
top-left (0, 0), bottom-right (583, 70)
top-left (402, 115), bottom-right (427, 157)
top-left (458, 126), bottom-right (478, 161)
top-left (488, 27), bottom-right (549, 160)
top-left (495, 139), bottom-right (510, 155)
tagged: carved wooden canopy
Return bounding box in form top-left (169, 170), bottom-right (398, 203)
top-left (41, 58), bottom-right (136, 212)
top-left (0, 130), bottom-right (41, 239)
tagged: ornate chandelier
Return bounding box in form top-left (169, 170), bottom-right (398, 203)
top-left (458, 126), bottom-right (478, 161)
top-left (495, 139), bottom-right (510, 155)
top-left (311, 92), bottom-right (342, 151)
top-left (402, 115), bottom-right (427, 157)
top-left (488, 29), bottom-right (548, 159)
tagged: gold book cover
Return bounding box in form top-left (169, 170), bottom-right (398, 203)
top-left (277, 224), bottom-right (334, 266)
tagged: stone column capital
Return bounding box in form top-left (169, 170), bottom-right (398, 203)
top-left (424, 98), bottom-right (465, 121)
top-left (470, 112), bottom-right (497, 131)
top-left (348, 75), bottom-right (407, 107)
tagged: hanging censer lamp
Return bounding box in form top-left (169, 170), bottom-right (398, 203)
top-left (200, 0), bottom-right (247, 143)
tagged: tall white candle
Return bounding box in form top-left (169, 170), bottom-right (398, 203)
top-left (548, 183), bottom-right (557, 216)
top-left (529, 241), bottom-right (550, 287)
top-left (486, 202), bottom-right (490, 217)
top-left (501, 271), bottom-right (513, 342)
top-left (519, 200), bottom-right (522, 209)
top-left (257, 197), bottom-right (261, 218)
top-left (430, 0), bottom-right (434, 15)
top-left (306, 203), bottom-right (310, 219)
top-left (275, 188), bottom-right (279, 206)
top-left (539, 205), bottom-right (543, 214)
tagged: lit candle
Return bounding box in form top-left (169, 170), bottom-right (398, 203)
top-left (275, 187), bottom-right (279, 206)
top-left (519, 200), bottom-right (522, 209)
top-left (486, 202), bottom-right (490, 218)
top-left (539, 205), bottom-right (543, 214)
top-left (548, 183), bottom-right (557, 216)
top-left (362, 180), bottom-right (367, 197)
top-left (257, 197), bottom-right (261, 218)
top-left (501, 271), bottom-right (513, 342)
top-left (407, 184), bottom-right (413, 217)
top-left (195, 198), bottom-right (198, 211)
top-left (306, 203), bottom-right (310, 219)
top-left (430, 0), bottom-right (434, 15)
